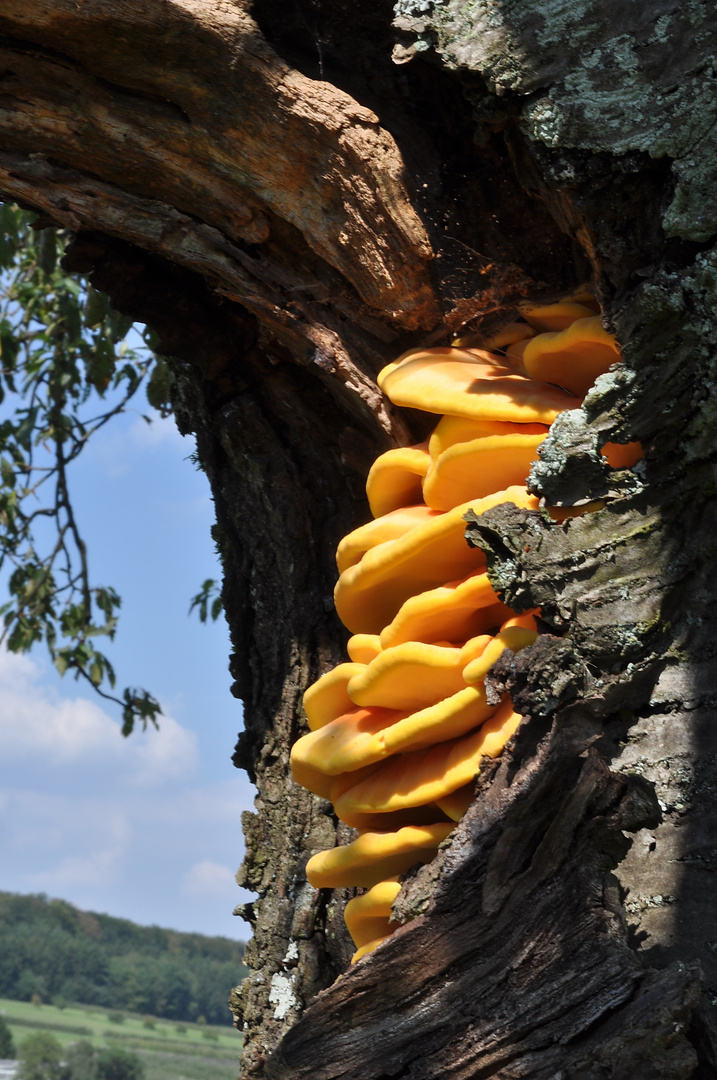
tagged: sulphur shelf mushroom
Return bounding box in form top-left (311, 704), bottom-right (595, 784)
top-left (344, 880), bottom-right (402, 962)
top-left (291, 293), bottom-right (634, 962)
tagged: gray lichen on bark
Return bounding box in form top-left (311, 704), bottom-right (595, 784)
top-left (395, 0), bottom-right (717, 240)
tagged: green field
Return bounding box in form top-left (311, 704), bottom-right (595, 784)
top-left (0, 998), bottom-right (242, 1080)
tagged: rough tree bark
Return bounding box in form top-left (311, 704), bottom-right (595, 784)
top-left (2, 1), bottom-right (717, 1075)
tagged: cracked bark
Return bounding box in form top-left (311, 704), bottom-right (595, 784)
top-left (2, 0), bottom-right (717, 1075)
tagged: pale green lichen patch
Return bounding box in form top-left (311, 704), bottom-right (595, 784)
top-left (394, 0), bottom-right (717, 241)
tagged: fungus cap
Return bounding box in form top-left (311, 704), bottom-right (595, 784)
top-left (336, 505), bottom-right (437, 575)
top-left (518, 301), bottom-right (597, 332)
top-left (521, 316), bottom-right (620, 397)
top-left (347, 637), bottom-right (490, 711)
top-left (423, 432), bottom-right (546, 511)
top-left (303, 662), bottom-right (366, 730)
top-left (365, 445), bottom-right (430, 518)
top-left (290, 704), bottom-right (403, 778)
top-left (334, 697), bottom-right (521, 818)
top-left (348, 917), bottom-right (395, 955)
top-left (379, 570), bottom-right (511, 649)
top-left (347, 634), bottom-right (382, 664)
top-left (428, 415), bottom-right (548, 461)
top-left (378, 349), bottom-right (580, 424)
top-left (378, 345), bottom-right (498, 384)
top-left (481, 322), bottom-right (537, 350)
top-left (344, 879), bottom-right (402, 949)
top-left (294, 684), bottom-right (499, 780)
top-left (351, 933), bottom-right (394, 963)
top-left (304, 822), bottom-right (455, 889)
top-left (462, 613), bottom-right (539, 685)
top-left (334, 487), bottom-right (538, 635)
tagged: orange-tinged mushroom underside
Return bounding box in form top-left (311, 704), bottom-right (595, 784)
top-left (601, 440), bottom-right (643, 468)
top-left (304, 822), bottom-right (456, 889)
top-left (334, 697), bottom-right (521, 818)
top-left (521, 316), bottom-right (620, 397)
top-left (365, 445), bottom-right (431, 518)
top-left (334, 487), bottom-right (538, 635)
top-left (423, 431), bottom-right (546, 511)
top-left (379, 570), bottom-right (511, 648)
top-left (378, 349), bottom-right (581, 423)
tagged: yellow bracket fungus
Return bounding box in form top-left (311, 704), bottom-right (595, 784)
top-left (346, 637), bottom-right (492, 711)
top-left (379, 570), bottom-right (511, 648)
top-left (423, 431), bottom-right (547, 511)
top-left (335, 505), bottom-right (437, 575)
top-left (302, 663), bottom-right (367, 730)
top-left (377, 348), bottom-right (581, 423)
top-left (291, 293), bottom-right (632, 962)
top-left (292, 684), bottom-right (498, 778)
top-left (365, 444), bottom-right (430, 518)
top-left (346, 634), bottom-right (383, 664)
top-left (333, 697), bottom-right (522, 819)
top-left (305, 824), bottom-right (456, 889)
top-left (334, 487), bottom-right (538, 635)
top-left (344, 880), bottom-right (402, 961)
top-left (428, 415), bottom-right (548, 460)
top-left (518, 300), bottom-right (597, 332)
top-left (521, 316), bottom-right (620, 397)
top-left (462, 613), bottom-right (539, 685)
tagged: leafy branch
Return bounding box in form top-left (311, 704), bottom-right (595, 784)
top-left (188, 578), bottom-right (223, 624)
top-left (0, 203), bottom-right (172, 735)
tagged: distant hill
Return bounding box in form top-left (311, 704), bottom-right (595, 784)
top-left (0, 892), bottom-right (248, 1026)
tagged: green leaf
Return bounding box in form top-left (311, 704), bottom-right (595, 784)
top-left (189, 579), bottom-right (222, 623)
top-left (36, 227), bottom-right (57, 277)
top-left (0, 201), bottom-right (166, 734)
top-left (84, 286), bottom-right (109, 329)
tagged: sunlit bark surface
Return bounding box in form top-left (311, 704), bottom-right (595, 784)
top-left (2, 1), bottom-right (717, 1075)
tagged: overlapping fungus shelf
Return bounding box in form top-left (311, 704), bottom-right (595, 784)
top-left (291, 294), bottom-right (642, 963)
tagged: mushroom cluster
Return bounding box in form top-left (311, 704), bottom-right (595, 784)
top-left (292, 295), bottom-right (637, 963)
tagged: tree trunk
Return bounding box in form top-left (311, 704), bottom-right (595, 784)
top-left (2, 1), bottom-right (717, 1075)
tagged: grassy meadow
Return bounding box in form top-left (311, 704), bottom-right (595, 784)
top-left (0, 997), bottom-right (242, 1080)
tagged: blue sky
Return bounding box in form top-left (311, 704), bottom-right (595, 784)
top-left (0, 395), bottom-right (257, 941)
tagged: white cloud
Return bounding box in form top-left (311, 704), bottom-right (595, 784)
top-left (0, 648), bottom-right (198, 785)
top-left (128, 714), bottom-right (198, 787)
top-left (3, 791), bottom-right (130, 892)
top-left (181, 860), bottom-right (236, 897)
top-left (34, 849), bottom-right (123, 889)
top-left (85, 406), bottom-right (189, 480)
top-left (0, 649), bottom-right (254, 936)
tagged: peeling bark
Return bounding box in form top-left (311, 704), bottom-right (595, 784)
top-left (2, 0), bottom-right (717, 1076)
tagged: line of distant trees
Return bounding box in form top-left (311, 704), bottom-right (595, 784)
top-left (0, 893), bottom-right (248, 1026)
top-left (13, 1031), bottom-right (144, 1080)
